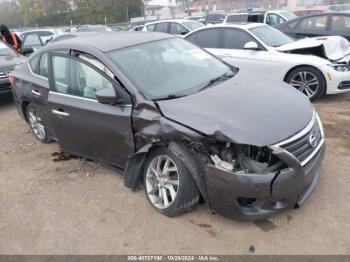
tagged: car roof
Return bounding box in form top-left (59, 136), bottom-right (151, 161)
top-left (145, 19), bottom-right (189, 25)
top-left (293, 11), bottom-right (350, 19)
top-left (216, 23), bottom-right (264, 29)
top-left (48, 32), bottom-right (176, 52)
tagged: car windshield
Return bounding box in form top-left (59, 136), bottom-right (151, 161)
top-left (109, 38), bottom-right (234, 100)
top-left (0, 41), bottom-right (16, 56)
top-left (249, 25), bottom-right (294, 47)
top-left (182, 21), bottom-right (205, 30)
top-left (279, 11), bottom-right (297, 20)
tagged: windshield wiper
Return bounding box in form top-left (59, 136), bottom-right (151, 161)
top-left (198, 72), bottom-right (235, 92)
top-left (154, 94), bottom-right (187, 101)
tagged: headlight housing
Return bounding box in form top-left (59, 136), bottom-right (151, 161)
top-left (328, 63), bottom-right (350, 72)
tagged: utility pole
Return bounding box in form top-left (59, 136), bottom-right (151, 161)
top-left (126, 6), bottom-right (129, 22)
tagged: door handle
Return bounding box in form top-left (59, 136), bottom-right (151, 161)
top-left (52, 109), bottom-right (70, 117)
top-left (32, 90), bottom-right (42, 96)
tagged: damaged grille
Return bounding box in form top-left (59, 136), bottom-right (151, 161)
top-left (274, 112), bottom-right (324, 166)
top-left (0, 71), bottom-right (9, 80)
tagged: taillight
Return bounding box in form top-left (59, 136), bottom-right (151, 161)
top-left (8, 71), bottom-right (15, 85)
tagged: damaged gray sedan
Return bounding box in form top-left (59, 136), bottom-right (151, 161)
top-left (12, 32), bottom-right (325, 221)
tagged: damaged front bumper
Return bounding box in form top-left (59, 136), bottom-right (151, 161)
top-left (204, 143), bottom-right (325, 221)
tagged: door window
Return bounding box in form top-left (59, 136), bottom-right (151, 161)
top-left (155, 23), bottom-right (168, 33)
top-left (298, 15), bottom-right (327, 31)
top-left (51, 55), bottom-right (113, 99)
top-left (331, 15), bottom-right (350, 31)
top-left (23, 34), bottom-right (42, 49)
top-left (187, 29), bottom-right (220, 48)
top-left (223, 29), bottom-right (256, 49)
top-left (29, 52), bottom-right (48, 77)
top-left (266, 13), bottom-right (284, 26)
top-left (146, 24), bottom-right (156, 31)
top-left (170, 23), bottom-right (189, 35)
top-left (226, 14), bottom-right (248, 23)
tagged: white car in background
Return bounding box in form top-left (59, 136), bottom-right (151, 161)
top-left (224, 10), bottom-right (297, 26)
top-left (185, 23), bottom-right (350, 99)
top-left (142, 19), bottom-right (205, 36)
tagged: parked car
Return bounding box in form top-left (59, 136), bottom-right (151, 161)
top-left (123, 25), bottom-right (144, 31)
top-left (184, 16), bottom-right (205, 24)
top-left (224, 10), bottom-right (297, 26)
top-left (143, 19), bottom-right (205, 35)
top-left (20, 29), bottom-right (64, 45)
top-left (205, 11), bottom-right (226, 24)
top-left (76, 25), bottom-right (113, 33)
top-left (185, 23), bottom-right (350, 99)
top-left (0, 41), bottom-right (26, 96)
top-left (11, 32), bottom-right (325, 221)
top-left (19, 29), bottom-right (65, 54)
top-left (274, 12), bottom-right (350, 42)
top-left (108, 24), bottom-right (126, 32)
top-left (294, 8), bottom-right (325, 17)
top-left (327, 4), bottom-right (350, 12)
top-left (50, 32), bottom-right (102, 44)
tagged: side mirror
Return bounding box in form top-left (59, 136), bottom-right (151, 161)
top-left (95, 86), bottom-right (117, 105)
top-left (219, 18), bottom-right (224, 22)
top-left (243, 41), bottom-right (261, 51)
top-left (21, 47), bottom-right (34, 56)
top-left (180, 31), bottom-right (189, 35)
top-left (45, 37), bottom-right (53, 44)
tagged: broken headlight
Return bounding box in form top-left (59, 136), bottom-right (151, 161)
top-left (208, 143), bottom-right (284, 174)
top-left (329, 64), bottom-right (350, 72)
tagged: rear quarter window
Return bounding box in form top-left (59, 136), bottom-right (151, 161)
top-left (226, 14), bottom-right (248, 22)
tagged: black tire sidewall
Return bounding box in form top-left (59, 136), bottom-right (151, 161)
top-left (286, 66), bottom-right (326, 100)
top-left (143, 147), bottom-right (199, 217)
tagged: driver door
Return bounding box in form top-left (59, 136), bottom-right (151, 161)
top-left (220, 28), bottom-right (271, 75)
top-left (47, 53), bottom-right (134, 168)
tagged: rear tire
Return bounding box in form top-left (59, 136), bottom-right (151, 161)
top-left (26, 104), bottom-right (51, 143)
top-left (286, 66), bottom-right (326, 100)
top-left (143, 147), bottom-right (200, 217)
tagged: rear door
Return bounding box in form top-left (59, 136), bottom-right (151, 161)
top-left (185, 28), bottom-right (222, 57)
top-left (329, 14), bottom-right (350, 41)
top-left (47, 52), bottom-right (134, 168)
top-left (293, 14), bottom-right (330, 39)
top-left (169, 22), bottom-right (189, 35)
top-left (220, 28), bottom-right (271, 74)
top-left (154, 22), bottom-right (169, 33)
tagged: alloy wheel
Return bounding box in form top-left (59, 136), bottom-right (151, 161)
top-left (289, 71), bottom-right (319, 98)
top-left (145, 155), bottom-right (179, 209)
top-left (28, 108), bottom-right (46, 141)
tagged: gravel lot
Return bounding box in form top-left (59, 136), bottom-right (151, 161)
top-left (0, 92), bottom-right (349, 255)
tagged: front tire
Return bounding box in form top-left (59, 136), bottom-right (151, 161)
top-left (286, 66), bottom-right (326, 100)
top-left (27, 104), bottom-right (51, 143)
top-left (143, 147), bottom-right (200, 217)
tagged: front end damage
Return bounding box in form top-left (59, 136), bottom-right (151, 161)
top-left (125, 107), bottom-right (325, 221)
top-left (201, 111), bottom-right (325, 220)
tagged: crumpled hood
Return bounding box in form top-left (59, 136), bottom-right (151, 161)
top-left (0, 55), bottom-right (26, 71)
top-left (157, 69), bottom-right (314, 146)
top-left (276, 36), bottom-right (350, 62)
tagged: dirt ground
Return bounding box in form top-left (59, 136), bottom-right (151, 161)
top-left (0, 92), bottom-right (349, 255)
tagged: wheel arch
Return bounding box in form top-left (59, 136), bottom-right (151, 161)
top-left (123, 140), bottom-right (208, 202)
top-left (283, 64), bottom-right (327, 84)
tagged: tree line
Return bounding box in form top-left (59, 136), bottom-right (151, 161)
top-left (0, 0), bottom-right (144, 28)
